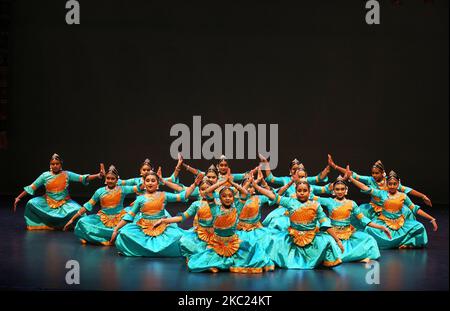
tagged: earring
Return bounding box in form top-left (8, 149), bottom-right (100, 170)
top-left (331, 191), bottom-right (335, 196)
top-left (345, 190), bottom-right (348, 195)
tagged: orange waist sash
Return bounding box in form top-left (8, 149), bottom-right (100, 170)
top-left (97, 209), bottom-right (126, 228)
top-left (45, 195), bottom-right (70, 209)
top-left (207, 233), bottom-right (241, 257)
top-left (288, 227), bottom-right (318, 247)
top-left (195, 226), bottom-right (215, 243)
top-left (332, 225), bottom-right (355, 240)
top-left (136, 218), bottom-right (168, 236)
top-left (378, 214), bottom-right (405, 230)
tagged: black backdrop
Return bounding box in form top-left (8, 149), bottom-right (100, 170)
top-left (1, 0), bottom-right (448, 204)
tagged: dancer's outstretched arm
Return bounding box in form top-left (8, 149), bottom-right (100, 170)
top-left (86, 163), bottom-right (105, 181)
top-left (328, 154), bottom-right (351, 176)
top-left (252, 180), bottom-right (276, 201)
top-left (277, 179), bottom-right (295, 196)
top-left (13, 191), bottom-right (28, 212)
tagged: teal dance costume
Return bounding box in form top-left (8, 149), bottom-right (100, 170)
top-left (177, 199), bottom-right (216, 258)
top-left (361, 188), bottom-right (428, 249)
top-left (314, 196), bottom-right (381, 262)
top-left (74, 185), bottom-right (141, 245)
top-left (115, 191), bottom-right (188, 257)
top-left (187, 191), bottom-right (275, 273)
top-left (263, 182), bottom-right (332, 231)
top-left (23, 170), bottom-right (90, 230)
top-left (236, 195), bottom-right (278, 250)
top-left (267, 194), bottom-right (342, 269)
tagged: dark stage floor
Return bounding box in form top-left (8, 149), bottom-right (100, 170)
top-left (0, 196), bottom-right (448, 291)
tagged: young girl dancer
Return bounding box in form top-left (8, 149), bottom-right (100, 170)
top-left (109, 170), bottom-right (203, 257)
top-left (252, 178), bottom-right (344, 269)
top-left (13, 153), bottom-right (103, 230)
top-left (235, 168), bottom-right (278, 249)
top-left (314, 175), bottom-right (391, 262)
top-left (158, 173), bottom-right (274, 273)
top-left (262, 165), bottom-right (333, 231)
top-left (63, 165), bottom-right (141, 245)
top-left (146, 178), bottom-right (216, 259)
top-left (347, 166), bottom-right (437, 249)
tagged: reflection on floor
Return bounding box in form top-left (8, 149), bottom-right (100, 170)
top-left (0, 197), bottom-right (448, 290)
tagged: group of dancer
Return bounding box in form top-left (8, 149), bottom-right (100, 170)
top-left (13, 153), bottom-right (438, 273)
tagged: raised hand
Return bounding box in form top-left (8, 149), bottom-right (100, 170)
top-left (258, 153), bottom-right (268, 163)
top-left (256, 167), bottom-right (264, 183)
top-left (100, 163), bottom-right (106, 178)
top-left (344, 165), bottom-right (352, 180)
top-left (328, 154), bottom-right (336, 169)
top-left (176, 153), bottom-right (184, 169)
top-left (194, 172), bottom-right (205, 186)
top-left (226, 167), bottom-right (233, 182)
top-left (156, 166), bottom-right (163, 179)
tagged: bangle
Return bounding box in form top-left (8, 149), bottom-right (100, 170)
top-left (430, 218), bottom-right (436, 223)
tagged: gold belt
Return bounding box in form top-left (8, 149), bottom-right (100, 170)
top-left (332, 225), bottom-right (355, 240)
top-left (379, 214), bottom-right (405, 230)
top-left (136, 218), bottom-right (168, 236)
top-left (97, 209), bottom-right (126, 228)
top-left (288, 227), bottom-right (318, 247)
top-left (45, 195), bottom-right (70, 209)
top-left (195, 226), bottom-right (215, 243)
top-left (207, 234), bottom-right (241, 257)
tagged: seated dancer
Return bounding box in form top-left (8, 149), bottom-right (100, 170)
top-left (63, 165), bottom-right (141, 246)
top-left (13, 153), bottom-right (103, 230)
top-left (109, 170), bottom-right (203, 257)
top-left (262, 163), bottom-right (333, 231)
top-left (235, 167), bottom-right (278, 250)
top-left (314, 175), bottom-right (391, 263)
top-left (348, 166), bottom-right (437, 249)
top-left (252, 178), bottom-right (344, 269)
top-left (149, 177), bottom-right (216, 260)
top-left (120, 158), bottom-right (179, 222)
top-left (328, 154), bottom-right (432, 222)
top-left (160, 173), bottom-right (274, 273)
